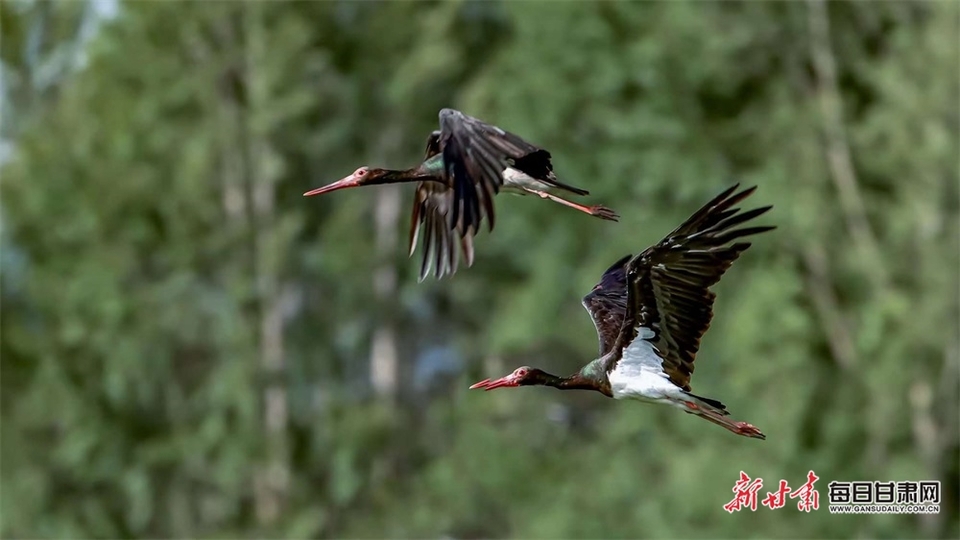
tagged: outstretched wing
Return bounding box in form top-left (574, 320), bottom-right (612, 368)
top-left (438, 108), bottom-right (552, 234)
top-left (581, 254), bottom-right (632, 357)
top-left (605, 184), bottom-right (775, 391)
top-left (408, 131), bottom-right (474, 281)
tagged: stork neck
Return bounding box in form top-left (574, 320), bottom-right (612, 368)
top-left (370, 168), bottom-right (434, 185)
top-left (422, 153), bottom-right (445, 174)
top-left (539, 371), bottom-right (607, 394)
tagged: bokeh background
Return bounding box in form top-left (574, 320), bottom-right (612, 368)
top-left (1, 1), bottom-right (958, 538)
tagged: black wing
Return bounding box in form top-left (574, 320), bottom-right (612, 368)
top-left (438, 108), bottom-right (560, 234)
top-left (605, 184), bottom-right (775, 391)
top-left (581, 254), bottom-right (632, 357)
top-left (409, 131), bottom-right (474, 281)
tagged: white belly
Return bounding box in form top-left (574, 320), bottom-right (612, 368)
top-left (502, 167), bottom-right (553, 191)
top-left (607, 328), bottom-right (686, 409)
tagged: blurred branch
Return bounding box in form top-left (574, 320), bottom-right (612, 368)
top-left (191, 16), bottom-right (247, 225)
top-left (801, 244), bottom-right (857, 371)
top-left (806, 0), bottom-right (890, 291)
top-left (911, 338), bottom-right (960, 537)
top-left (908, 379), bottom-right (942, 536)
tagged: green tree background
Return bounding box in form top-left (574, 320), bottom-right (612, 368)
top-left (1, 1), bottom-right (957, 538)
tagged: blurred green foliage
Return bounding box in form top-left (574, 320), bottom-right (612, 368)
top-left (1, 1), bottom-right (957, 538)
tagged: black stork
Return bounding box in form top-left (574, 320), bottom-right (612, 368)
top-left (304, 108), bottom-right (618, 281)
top-left (469, 184), bottom-right (774, 440)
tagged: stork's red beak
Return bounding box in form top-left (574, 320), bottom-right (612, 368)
top-left (469, 377), bottom-right (519, 391)
top-left (303, 176), bottom-right (360, 197)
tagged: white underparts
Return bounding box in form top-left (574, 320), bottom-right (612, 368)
top-left (502, 167), bottom-right (553, 192)
top-left (608, 327), bottom-right (687, 408)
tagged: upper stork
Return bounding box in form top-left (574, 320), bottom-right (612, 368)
top-left (304, 108), bottom-right (618, 281)
top-left (469, 184), bottom-right (774, 440)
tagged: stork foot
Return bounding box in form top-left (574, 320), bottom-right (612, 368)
top-left (734, 422), bottom-right (766, 440)
top-left (589, 205), bottom-right (620, 222)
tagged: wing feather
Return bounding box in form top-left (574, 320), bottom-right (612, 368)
top-left (411, 109), bottom-right (591, 280)
top-left (409, 131), bottom-right (472, 281)
top-left (411, 186), bottom-right (474, 282)
top-left (603, 185), bottom-right (775, 390)
top-left (438, 108), bottom-right (577, 234)
top-left (581, 254), bottom-right (632, 357)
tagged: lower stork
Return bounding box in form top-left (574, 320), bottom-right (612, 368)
top-left (469, 184), bottom-right (774, 440)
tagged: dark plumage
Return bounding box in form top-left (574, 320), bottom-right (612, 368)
top-left (471, 184), bottom-right (774, 440)
top-left (601, 184), bottom-right (775, 391)
top-left (580, 254), bottom-right (631, 357)
top-left (304, 108), bottom-right (618, 281)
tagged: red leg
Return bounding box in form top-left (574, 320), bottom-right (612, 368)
top-left (520, 188), bottom-right (619, 222)
top-left (680, 400), bottom-right (766, 440)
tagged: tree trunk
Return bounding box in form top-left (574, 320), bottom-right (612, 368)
top-left (240, 4), bottom-right (289, 525)
top-left (369, 125), bottom-right (404, 400)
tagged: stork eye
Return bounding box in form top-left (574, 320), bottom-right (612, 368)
top-left (356, 168), bottom-right (367, 176)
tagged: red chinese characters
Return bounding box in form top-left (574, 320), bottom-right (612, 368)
top-left (723, 471), bottom-right (764, 513)
top-left (789, 471), bottom-right (820, 512)
top-left (762, 479), bottom-right (791, 510)
top-left (725, 471), bottom-right (820, 512)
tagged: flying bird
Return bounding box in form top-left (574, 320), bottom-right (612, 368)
top-left (469, 184), bottom-right (774, 440)
top-left (304, 108), bottom-right (618, 281)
